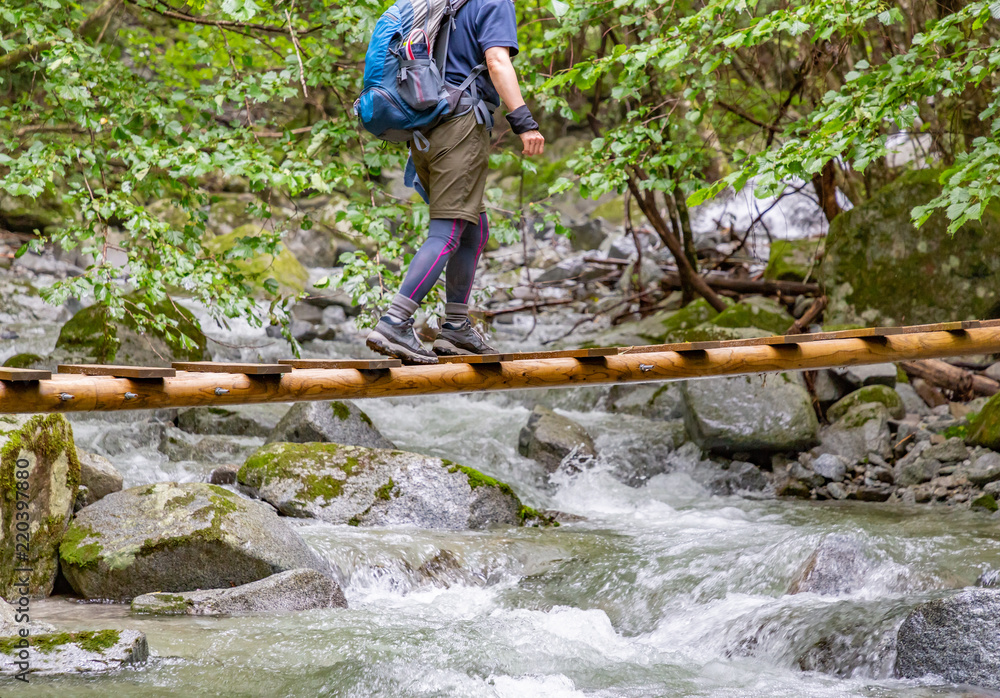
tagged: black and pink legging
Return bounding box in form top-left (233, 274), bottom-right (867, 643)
top-left (398, 214), bottom-right (490, 304)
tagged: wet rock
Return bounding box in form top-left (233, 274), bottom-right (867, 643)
top-left (0, 629), bottom-right (147, 676)
top-left (775, 478), bottom-right (812, 499)
top-left (704, 461), bottom-right (768, 495)
top-left (818, 402), bottom-right (892, 463)
top-left (209, 463), bottom-right (240, 485)
top-left (682, 374), bottom-right (818, 454)
top-left (0, 415), bottom-right (80, 598)
top-left (833, 363), bottom-right (898, 389)
top-left (131, 568), bottom-right (346, 615)
top-left (854, 484), bottom-right (893, 502)
top-left (0, 597), bottom-right (54, 636)
top-left (266, 400), bottom-right (394, 450)
top-left (177, 405), bottom-right (281, 437)
top-left (567, 218), bottom-right (608, 251)
top-left (788, 535), bottom-right (873, 595)
top-left (826, 481), bottom-right (849, 500)
top-left (75, 450), bottom-right (123, 510)
top-left (158, 425), bottom-right (260, 463)
top-left (238, 443), bottom-right (540, 529)
top-left (827, 385), bottom-right (905, 422)
top-left (59, 482), bottom-right (330, 601)
top-left (607, 383), bottom-right (685, 420)
top-left (811, 453), bottom-right (849, 482)
top-left (895, 588), bottom-right (1000, 689)
top-left (518, 405), bottom-right (597, 472)
top-left (414, 550), bottom-right (486, 588)
top-left (966, 453), bottom-right (1000, 487)
top-left (978, 569), bottom-right (999, 587)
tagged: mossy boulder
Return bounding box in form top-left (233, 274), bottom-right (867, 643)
top-left (265, 401), bottom-right (394, 449)
top-left (0, 629), bottom-right (147, 676)
top-left (203, 224), bottom-right (309, 296)
top-left (827, 385), bottom-right (905, 422)
top-left (765, 238), bottom-right (822, 282)
top-left (0, 415), bottom-right (81, 599)
top-left (821, 169), bottom-right (1000, 326)
top-left (238, 443), bottom-right (547, 529)
top-left (819, 403), bottom-right (892, 463)
top-left (59, 482), bottom-right (331, 601)
top-left (130, 568), bottom-right (346, 616)
top-left (54, 295), bottom-right (207, 365)
top-left (707, 296), bottom-right (794, 336)
top-left (682, 374), bottom-right (819, 454)
top-left (2, 354), bottom-right (44, 370)
top-left (968, 393), bottom-right (1000, 450)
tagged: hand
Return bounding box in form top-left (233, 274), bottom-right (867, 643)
top-left (519, 130), bottom-right (545, 156)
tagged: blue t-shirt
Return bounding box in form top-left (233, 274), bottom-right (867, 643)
top-left (443, 0), bottom-right (519, 107)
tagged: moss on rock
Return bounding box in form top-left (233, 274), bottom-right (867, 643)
top-left (765, 238), bottom-right (822, 282)
top-left (821, 169), bottom-right (1000, 325)
top-left (55, 294), bottom-right (207, 364)
top-left (968, 393), bottom-right (1000, 450)
top-left (2, 353), bottom-right (44, 369)
top-left (707, 296), bottom-right (794, 336)
top-left (203, 224), bottom-right (309, 296)
top-left (827, 385), bottom-right (905, 422)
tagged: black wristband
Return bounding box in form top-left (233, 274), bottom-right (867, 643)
top-left (506, 105), bottom-right (539, 135)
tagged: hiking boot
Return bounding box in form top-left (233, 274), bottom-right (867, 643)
top-left (433, 319), bottom-right (498, 356)
top-left (367, 316), bottom-right (438, 365)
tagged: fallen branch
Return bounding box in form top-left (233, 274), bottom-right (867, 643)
top-left (661, 271), bottom-right (820, 296)
top-left (483, 297), bottom-right (576, 318)
top-left (786, 295), bottom-right (827, 335)
top-left (899, 359), bottom-right (1000, 399)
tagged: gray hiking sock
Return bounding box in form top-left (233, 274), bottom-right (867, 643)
top-left (444, 302), bottom-right (469, 328)
top-left (386, 294), bottom-right (419, 323)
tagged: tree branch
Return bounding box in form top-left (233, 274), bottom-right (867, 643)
top-left (0, 0), bottom-right (121, 71)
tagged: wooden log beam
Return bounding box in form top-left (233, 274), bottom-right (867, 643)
top-left (661, 272), bottom-right (820, 296)
top-left (2, 328), bottom-right (999, 414)
top-left (899, 359), bottom-right (1000, 398)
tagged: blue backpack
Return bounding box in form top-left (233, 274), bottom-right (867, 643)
top-left (355, 0), bottom-right (491, 151)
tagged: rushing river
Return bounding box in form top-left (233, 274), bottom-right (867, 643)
top-left (12, 387), bottom-right (999, 697)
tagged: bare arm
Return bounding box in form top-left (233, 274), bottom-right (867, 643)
top-left (485, 46), bottom-right (544, 156)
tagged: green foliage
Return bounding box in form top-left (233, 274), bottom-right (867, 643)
top-left (3, 0), bottom-right (999, 339)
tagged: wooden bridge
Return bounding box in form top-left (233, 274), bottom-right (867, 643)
top-left (2, 320), bottom-right (999, 414)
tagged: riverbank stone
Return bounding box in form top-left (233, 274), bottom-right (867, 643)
top-left (0, 629), bottom-right (148, 676)
top-left (131, 568), bottom-right (346, 615)
top-left (75, 450), bottom-right (123, 510)
top-left (827, 385), bottom-right (905, 422)
top-left (968, 393), bottom-right (1000, 450)
top-left (239, 442), bottom-right (545, 529)
top-left (895, 588), bottom-right (1000, 689)
top-left (968, 452), bottom-right (1000, 486)
top-left (818, 402), bottom-right (892, 463)
top-left (0, 415), bottom-right (80, 599)
top-left (59, 482), bottom-right (330, 601)
top-left (266, 400), bottom-right (395, 450)
top-left (177, 405), bottom-right (281, 437)
top-left (517, 405), bottom-right (597, 472)
top-left (682, 374), bottom-right (818, 454)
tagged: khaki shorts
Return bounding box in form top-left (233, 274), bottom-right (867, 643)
top-left (412, 112), bottom-right (489, 224)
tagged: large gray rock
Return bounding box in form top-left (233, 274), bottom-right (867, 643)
top-left (0, 629), bottom-right (148, 676)
top-left (59, 482), bottom-right (331, 601)
top-left (702, 460), bottom-right (768, 495)
top-left (177, 405), bottom-right (282, 437)
top-left (75, 450), bottom-right (123, 510)
top-left (239, 443), bottom-right (537, 529)
top-left (682, 374), bottom-right (819, 454)
top-left (0, 598), bottom-right (54, 637)
top-left (131, 568), bottom-right (346, 615)
top-left (895, 588), bottom-right (1000, 689)
top-left (517, 405), bottom-right (597, 472)
top-left (968, 452), bottom-right (1000, 486)
top-left (0, 415), bottom-right (80, 599)
top-left (818, 403), bottom-right (892, 463)
top-left (894, 442), bottom-right (944, 487)
top-left (607, 383), bottom-right (685, 421)
top-left (788, 535), bottom-right (873, 596)
top-left (266, 401), bottom-right (394, 449)
top-left (827, 385), bottom-right (905, 422)
top-left (812, 453), bottom-right (849, 482)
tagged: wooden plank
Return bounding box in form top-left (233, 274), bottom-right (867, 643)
top-left (0, 367), bottom-right (51, 382)
top-left (278, 359), bottom-right (401, 370)
top-left (172, 362), bottom-right (292, 375)
top-left (497, 347), bottom-right (619, 362)
top-left (435, 354), bottom-right (502, 364)
top-left (58, 364), bottom-right (175, 379)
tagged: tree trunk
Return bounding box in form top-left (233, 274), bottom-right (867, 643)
top-left (811, 159), bottom-right (842, 224)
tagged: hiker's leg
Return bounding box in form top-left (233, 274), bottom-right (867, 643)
top-left (387, 218), bottom-right (467, 322)
top-left (443, 212), bottom-right (490, 322)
